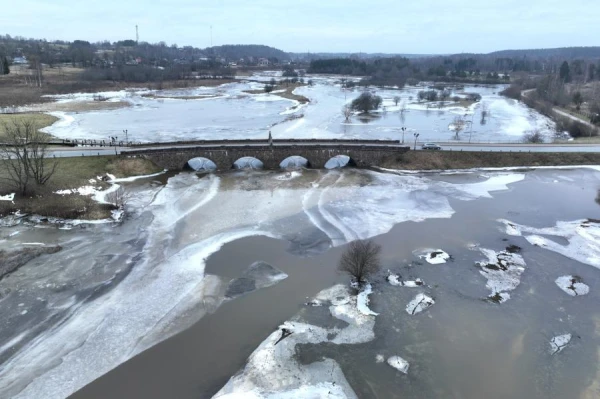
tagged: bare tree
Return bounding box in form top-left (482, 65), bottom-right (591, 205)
top-left (480, 103), bottom-right (489, 125)
top-left (400, 101), bottom-right (407, 113)
top-left (342, 105), bottom-right (353, 122)
top-left (393, 96), bottom-right (400, 106)
top-left (338, 239), bottom-right (382, 285)
top-left (105, 186), bottom-right (130, 208)
top-left (1, 119), bottom-right (57, 195)
top-left (450, 116), bottom-right (466, 139)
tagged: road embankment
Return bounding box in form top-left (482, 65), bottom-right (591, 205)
top-left (379, 150), bottom-right (600, 170)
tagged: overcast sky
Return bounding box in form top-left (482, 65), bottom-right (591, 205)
top-left (2, 0), bottom-right (597, 54)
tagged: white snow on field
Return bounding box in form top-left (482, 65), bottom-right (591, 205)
top-left (549, 334), bottom-right (572, 355)
top-left (387, 356), bottom-right (410, 374)
top-left (415, 248), bottom-right (450, 264)
top-left (356, 283), bottom-right (378, 316)
top-left (406, 293), bottom-right (435, 315)
top-left (555, 275), bottom-right (590, 296)
top-left (0, 193), bottom-right (15, 202)
top-left (476, 248), bottom-right (526, 303)
top-left (214, 284), bottom-right (376, 399)
top-left (55, 186), bottom-right (100, 196)
top-left (500, 219), bottom-right (600, 269)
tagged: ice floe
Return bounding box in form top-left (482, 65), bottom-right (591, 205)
top-left (406, 293), bottom-right (435, 315)
top-left (387, 273), bottom-right (424, 287)
top-left (500, 219), bottom-right (600, 269)
top-left (475, 247), bottom-right (526, 303)
top-left (415, 248), bottom-right (450, 264)
top-left (555, 275), bottom-right (590, 296)
top-left (356, 283), bottom-right (378, 316)
top-left (387, 356), bottom-right (410, 374)
top-left (549, 334), bottom-right (572, 355)
top-left (214, 284), bottom-right (375, 398)
top-left (225, 261), bottom-right (288, 299)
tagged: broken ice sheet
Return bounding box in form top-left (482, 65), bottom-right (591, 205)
top-left (406, 293), bottom-right (435, 315)
top-left (476, 248), bottom-right (526, 303)
top-left (549, 334), bottom-right (572, 355)
top-left (414, 248), bottom-right (450, 264)
top-left (555, 275), bottom-right (589, 296)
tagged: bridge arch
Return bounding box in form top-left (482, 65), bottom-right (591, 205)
top-left (324, 155), bottom-right (354, 169)
top-left (233, 156), bottom-right (264, 170)
top-left (187, 157), bottom-right (217, 172)
top-left (279, 155), bottom-right (310, 169)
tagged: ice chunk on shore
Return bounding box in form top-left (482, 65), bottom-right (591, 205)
top-left (555, 275), bottom-right (589, 296)
top-left (549, 334), bottom-right (572, 355)
top-left (476, 248), bottom-right (526, 303)
top-left (406, 293), bottom-right (435, 315)
top-left (356, 283), bottom-right (378, 316)
top-left (0, 193), bottom-right (15, 202)
top-left (415, 249), bottom-right (450, 264)
top-left (387, 356), bottom-right (409, 374)
top-left (499, 219), bottom-right (600, 269)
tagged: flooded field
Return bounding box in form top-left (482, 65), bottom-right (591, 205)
top-left (1, 166), bottom-right (599, 398)
top-left (41, 72), bottom-right (555, 144)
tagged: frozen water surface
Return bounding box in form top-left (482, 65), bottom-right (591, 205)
top-left (1, 167), bottom-right (600, 399)
top-left (42, 72), bottom-right (556, 143)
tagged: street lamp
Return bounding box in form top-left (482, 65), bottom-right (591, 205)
top-left (401, 127), bottom-right (406, 144)
top-left (123, 129), bottom-right (128, 145)
top-left (413, 132), bottom-right (420, 150)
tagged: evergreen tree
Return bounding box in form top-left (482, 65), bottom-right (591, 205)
top-left (1, 56), bottom-right (9, 75)
top-left (559, 61), bottom-right (570, 82)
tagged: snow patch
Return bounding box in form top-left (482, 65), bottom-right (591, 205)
top-left (1, 193), bottom-right (16, 202)
top-left (387, 274), bottom-right (423, 287)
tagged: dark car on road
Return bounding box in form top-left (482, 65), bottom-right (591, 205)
top-left (422, 143), bottom-right (442, 150)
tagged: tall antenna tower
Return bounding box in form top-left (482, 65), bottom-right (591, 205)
top-left (136, 25), bottom-right (139, 44)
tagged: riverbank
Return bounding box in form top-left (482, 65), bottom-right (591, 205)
top-left (379, 150), bottom-right (600, 170)
top-left (244, 82), bottom-right (310, 103)
top-left (0, 156), bottom-right (162, 220)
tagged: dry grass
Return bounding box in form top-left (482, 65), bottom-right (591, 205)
top-left (379, 151), bottom-right (600, 170)
top-left (0, 113), bottom-right (58, 139)
top-left (0, 156), bottom-right (162, 219)
top-left (244, 83), bottom-right (309, 103)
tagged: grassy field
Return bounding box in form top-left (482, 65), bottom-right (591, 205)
top-left (0, 113), bottom-right (59, 140)
top-left (0, 156), bottom-right (162, 219)
top-left (379, 150), bottom-right (600, 170)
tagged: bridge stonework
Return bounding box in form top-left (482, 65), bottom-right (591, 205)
top-left (125, 144), bottom-right (410, 170)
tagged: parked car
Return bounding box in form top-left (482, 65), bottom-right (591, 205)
top-left (422, 143), bottom-right (442, 150)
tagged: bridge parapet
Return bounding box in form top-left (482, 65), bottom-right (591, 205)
top-left (124, 143), bottom-right (410, 170)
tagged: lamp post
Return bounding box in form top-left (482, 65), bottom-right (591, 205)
top-left (401, 127), bottom-right (406, 144)
top-left (123, 129), bottom-right (128, 145)
top-left (413, 132), bottom-right (420, 150)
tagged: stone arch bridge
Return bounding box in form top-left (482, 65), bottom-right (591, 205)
top-left (124, 140), bottom-right (410, 170)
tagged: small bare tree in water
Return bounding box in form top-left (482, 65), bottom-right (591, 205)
top-left (338, 239), bottom-right (382, 286)
top-left (342, 105), bottom-right (353, 122)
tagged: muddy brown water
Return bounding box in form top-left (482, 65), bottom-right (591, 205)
top-left (70, 168), bottom-right (600, 399)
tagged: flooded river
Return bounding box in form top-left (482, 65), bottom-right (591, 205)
top-left (41, 73), bottom-right (555, 144)
top-left (1, 166), bottom-right (599, 398)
